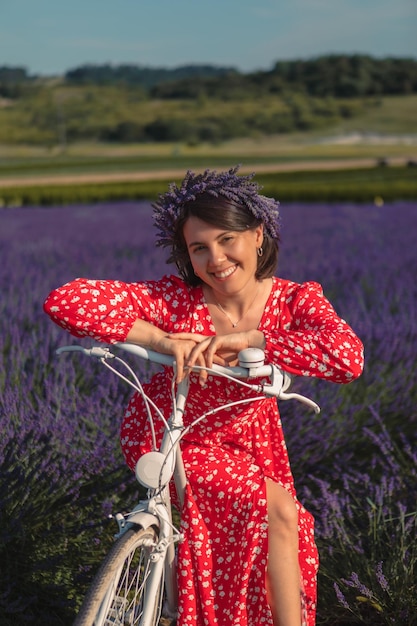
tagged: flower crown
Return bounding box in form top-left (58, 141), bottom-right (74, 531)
top-left (152, 165), bottom-right (280, 249)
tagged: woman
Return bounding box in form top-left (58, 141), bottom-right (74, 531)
top-left (44, 166), bottom-right (364, 626)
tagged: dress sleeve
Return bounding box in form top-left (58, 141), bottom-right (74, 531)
top-left (263, 281), bottom-right (364, 383)
top-left (43, 275), bottom-right (193, 343)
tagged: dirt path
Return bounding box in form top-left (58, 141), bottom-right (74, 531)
top-left (0, 157), bottom-right (406, 188)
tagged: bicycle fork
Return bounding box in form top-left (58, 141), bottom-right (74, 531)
top-left (145, 497), bottom-right (180, 623)
top-left (115, 494), bottom-right (181, 625)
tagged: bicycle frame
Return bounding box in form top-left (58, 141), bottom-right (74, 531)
top-left (57, 342), bottom-right (320, 626)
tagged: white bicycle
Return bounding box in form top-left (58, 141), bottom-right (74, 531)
top-left (57, 342), bottom-right (320, 626)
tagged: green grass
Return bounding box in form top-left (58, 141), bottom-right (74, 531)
top-left (0, 137), bottom-right (415, 181)
top-left (0, 153), bottom-right (330, 177)
top-left (327, 94), bottom-right (417, 135)
top-left (1, 166), bottom-right (415, 207)
top-left (0, 92), bottom-right (416, 167)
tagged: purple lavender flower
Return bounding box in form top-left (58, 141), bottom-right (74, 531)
top-left (343, 572), bottom-right (373, 599)
top-left (334, 582), bottom-right (350, 609)
top-left (152, 165), bottom-right (281, 248)
top-left (376, 562), bottom-right (390, 593)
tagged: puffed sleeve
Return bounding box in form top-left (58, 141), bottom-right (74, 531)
top-left (263, 281), bottom-right (364, 383)
top-left (43, 275), bottom-right (193, 343)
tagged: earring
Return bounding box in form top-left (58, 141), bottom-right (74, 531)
top-left (257, 247), bottom-right (263, 257)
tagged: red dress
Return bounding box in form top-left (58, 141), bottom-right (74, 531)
top-left (44, 274), bottom-right (364, 626)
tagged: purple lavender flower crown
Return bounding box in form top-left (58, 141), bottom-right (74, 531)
top-left (152, 165), bottom-right (280, 248)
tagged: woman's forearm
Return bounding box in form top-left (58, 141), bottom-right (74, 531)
top-left (126, 318), bottom-right (167, 349)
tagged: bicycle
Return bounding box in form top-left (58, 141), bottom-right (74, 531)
top-left (57, 342), bottom-right (320, 626)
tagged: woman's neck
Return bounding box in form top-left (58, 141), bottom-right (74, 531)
top-left (203, 278), bottom-right (273, 331)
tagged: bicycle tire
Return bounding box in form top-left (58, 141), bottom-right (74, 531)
top-left (74, 526), bottom-right (164, 626)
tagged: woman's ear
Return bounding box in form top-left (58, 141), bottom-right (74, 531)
top-left (255, 224), bottom-right (264, 247)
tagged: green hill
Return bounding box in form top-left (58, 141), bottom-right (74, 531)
top-left (0, 55), bottom-right (416, 147)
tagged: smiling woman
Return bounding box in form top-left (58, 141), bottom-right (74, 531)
top-left (43, 166), bottom-right (364, 626)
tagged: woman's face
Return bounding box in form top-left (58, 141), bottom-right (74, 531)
top-left (183, 216), bottom-right (263, 296)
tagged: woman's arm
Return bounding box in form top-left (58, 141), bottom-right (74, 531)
top-left (44, 277), bottom-right (145, 343)
top-left (43, 275), bottom-right (191, 343)
top-left (44, 276), bottom-right (204, 382)
top-left (262, 281), bottom-right (364, 383)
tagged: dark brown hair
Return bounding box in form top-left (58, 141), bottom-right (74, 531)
top-left (167, 193), bottom-right (279, 286)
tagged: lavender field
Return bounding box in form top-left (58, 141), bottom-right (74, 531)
top-left (1, 200), bottom-right (416, 625)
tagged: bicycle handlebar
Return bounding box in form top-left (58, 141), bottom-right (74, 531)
top-left (56, 343), bottom-right (275, 378)
top-left (56, 343), bottom-right (320, 413)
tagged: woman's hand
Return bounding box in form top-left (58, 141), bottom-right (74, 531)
top-left (126, 319), bottom-right (202, 383)
top-left (126, 319), bottom-right (265, 386)
top-left (168, 330), bottom-right (266, 386)
top-left (153, 334), bottom-right (208, 383)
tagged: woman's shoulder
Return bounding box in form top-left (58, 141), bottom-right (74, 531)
top-left (272, 276), bottom-right (323, 296)
top-left (271, 277), bottom-right (326, 310)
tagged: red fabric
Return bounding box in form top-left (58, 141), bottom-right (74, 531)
top-left (44, 275), bottom-right (364, 625)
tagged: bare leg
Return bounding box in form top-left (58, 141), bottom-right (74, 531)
top-left (266, 479), bottom-right (302, 626)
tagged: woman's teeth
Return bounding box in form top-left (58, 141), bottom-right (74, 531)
top-left (214, 266), bottom-right (236, 279)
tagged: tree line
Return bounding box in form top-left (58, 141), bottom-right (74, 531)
top-left (149, 55), bottom-right (417, 99)
top-left (1, 54), bottom-right (416, 100)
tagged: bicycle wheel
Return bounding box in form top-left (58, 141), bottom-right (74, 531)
top-left (74, 526), bottom-right (164, 626)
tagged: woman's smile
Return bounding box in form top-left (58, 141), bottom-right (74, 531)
top-left (211, 265), bottom-right (238, 280)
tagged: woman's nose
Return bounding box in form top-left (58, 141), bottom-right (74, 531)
top-left (208, 245), bottom-right (226, 265)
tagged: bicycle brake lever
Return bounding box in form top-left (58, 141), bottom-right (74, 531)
top-left (279, 391), bottom-right (321, 414)
top-left (263, 366), bottom-right (320, 413)
top-left (56, 345), bottom-right (115, 359)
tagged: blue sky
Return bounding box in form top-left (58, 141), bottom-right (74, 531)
top-left (1, 0), bottom-right (416, 75)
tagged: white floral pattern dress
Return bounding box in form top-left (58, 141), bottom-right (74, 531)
top-left (44, 274), bottom-right (364, 626)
